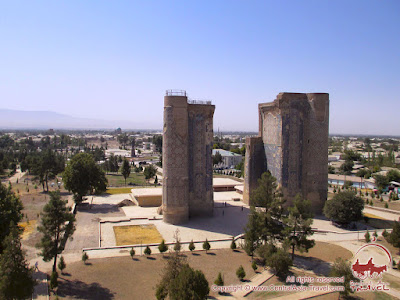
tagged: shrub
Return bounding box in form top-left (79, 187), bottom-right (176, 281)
top-left (144, 246), bottom-right (151, 256)
top-left (158, 240), bottom-right (168, 255)
top-left (203, 239), bottom-right (210, 253)
top-left (214, 272), bottom-right (224, 286)
top-left (58, 256), bottom-right (66, 273)
top-left (236, 265), bottom-right (246, 281)
top-left (385, 203), bottom-right (389, 208)
top-left (252, 261), bottom-right (257, 272)
top-left (173, 240), bottom-right (181, 252)
top-left (230, 238), bottom-right (237, 251)
top-left (130, 248), bottom-right (135, 259)
top-left (365, 231), bottom-right (371, 243)
top-left (188, 240), bottom-right (195, 252)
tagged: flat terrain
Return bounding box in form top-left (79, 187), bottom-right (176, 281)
top-left (113, 224), bottom-right (163, 246)
top-left (106, 172), bottom-right (147, 187)
top-left (52, 249), bottom-right (254, 300)
top-left (50, 242), bottom-right (357, 300)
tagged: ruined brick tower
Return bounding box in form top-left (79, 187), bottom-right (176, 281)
top-left (243, 92), bottom-right (329, 214)
top-left (162, 90), bottom-right (215, 224)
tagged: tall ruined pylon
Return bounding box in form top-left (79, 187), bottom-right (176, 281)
top-left (162, 90), bottom-right (215, 224)
top-left (243, 92), bottom-right (329, 214)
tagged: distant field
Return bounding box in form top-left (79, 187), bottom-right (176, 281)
top-left (106, 172), bottom-right (147, 187)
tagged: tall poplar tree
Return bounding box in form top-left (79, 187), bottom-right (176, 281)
top-left (37, 191), bottom-right (75, 272)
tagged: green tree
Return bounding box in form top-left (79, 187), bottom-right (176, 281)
top-left (212, 151), bottom-right (222, 165)
top-left (374, 174), bottom-right (389, 190)
top-left (57, 256), bottom-right (66, 274)
top-left (143, 165), bottom-right (157, 180)
top-left (387, 169), bottom-right (400, 183)
top-left (340, 160), bottom-right (354, 175)
top-left (243, 207), bottom-right (261, 258)
top-left (265, 248), bottom-right (292, 279)
top-left (203, 239), bottom-right (210, 253)
top-left (63, 153), bottom-right (108, 203)
top-left (387, 221), bottom-right (400, 252)
top-left (155, 243), bottom-right (186, 300)
top-left (283, 194), bottom-right (315, 260)
top-left (236, 265), bottom-right (246, 281)
top-left (49, 271), bottom-right (58, 290)
top-left (189, 240), bottom-right (195, 252)
top-left (329, 258), bottom-right (358, 297)
top-left (0, 183), bottom-right (23, 253)
top-left (121, 159), bottom-right (131, 186)
top-left (257, 243), bottom-right (277, 267)
top-left (168, 264), bottom-right (209, 300)
top-left (158, 240), bottom-right (168, 256)
top-left (323, 191), bottom-right (364, 225)
top-left (0, 225), bottom-right (35, 300)
top-left (37, 191), bottom-right (75, 272)
top-left (251, 172), bottom-right (285, 243)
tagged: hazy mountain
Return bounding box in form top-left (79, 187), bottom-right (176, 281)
top-left (0, 109), bottom-right (158, 130)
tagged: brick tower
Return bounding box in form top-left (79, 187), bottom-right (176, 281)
top-left (162, 90), bottom-right (215, 224)
top-left (243, 92), bottom-right (329, 214)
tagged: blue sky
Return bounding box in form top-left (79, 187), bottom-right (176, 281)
top-left (1, 1), bottom-right (399, 134)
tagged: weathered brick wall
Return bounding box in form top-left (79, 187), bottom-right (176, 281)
top-left (243, 136), bottom-right (266, 205)
top-left (162, 94), bottom-right (215, 224)
top-left (162, 96), bottom-right (190, 224)
top-left (244, 92), bottom-right (329, 214)
top-left (187, 104), bottom-right (215, 217)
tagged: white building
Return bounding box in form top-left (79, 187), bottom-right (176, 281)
top-left (212, 149), bottom-right (243, 169)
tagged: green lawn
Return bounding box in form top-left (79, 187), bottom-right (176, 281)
top-left (106, 172), bottom-right (147, 187)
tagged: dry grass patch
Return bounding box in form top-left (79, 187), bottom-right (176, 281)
top-left (113, 224), bottom-right (163, 246)
top-left (19, 220), bottom-right (37, 240)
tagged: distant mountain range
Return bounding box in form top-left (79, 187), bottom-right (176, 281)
top-left (0, 109), bottom-right (158, 130)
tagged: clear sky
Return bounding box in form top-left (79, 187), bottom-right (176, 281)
top-left (1, 1), bottom-right (399, 135)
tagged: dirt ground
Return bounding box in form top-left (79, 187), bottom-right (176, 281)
top-left (52, 249), bottom-right (255, 300)
top-left (50, 241), bottom-right (356, 300)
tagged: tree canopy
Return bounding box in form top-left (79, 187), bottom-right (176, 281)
top-left (121, 159), bottom-right (131, 186)
top-left (323, 191), bottom-right (364, 225)
top-left (37, 191), bottom-right (75, 272)
top-left (63, 152), bottom-right (107, 203)
top-left (0, 183), bottom-right (23, 253)
top-left (283, 194), bottom-right (315, 260)
top-left (0, 225), bottom-right (35, 300)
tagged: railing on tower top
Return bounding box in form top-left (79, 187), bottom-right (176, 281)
top-left (165, 90), bottom-right (187, 96)
top-left (188, 99), bottom-right (212, 105)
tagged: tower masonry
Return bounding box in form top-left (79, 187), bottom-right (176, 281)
top-left (162, 90), bottom-right (215, 224)
top-left (243, 92), bottom-right (329, 214)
